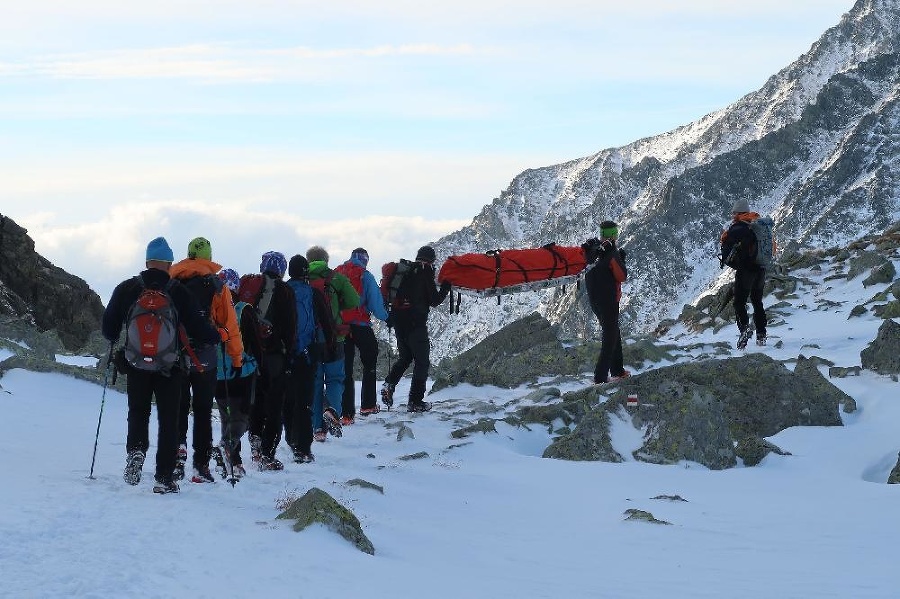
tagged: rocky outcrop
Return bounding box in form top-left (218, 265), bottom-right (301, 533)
top-left (431, 313), bottom-right (577, 391)
top-left (276, 487), bottom-right (374, 555)
top-left (541, 354), bottom-right (847, 469)
top-left (860, 319), bottom-right (900, 375)
top-left (432, 312), bottom-right (676, 390)
top-left (0, 214), bottom-right (104, 351)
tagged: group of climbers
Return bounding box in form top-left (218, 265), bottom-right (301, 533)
top-left (102, 237), bottom-right (450, 494)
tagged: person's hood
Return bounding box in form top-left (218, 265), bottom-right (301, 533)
top-left (169, 257), bottom-right (222, 278)
top-left (348, 256), bottom-right (368, 269)
top-left (308, 260), bottom-right (329, 276)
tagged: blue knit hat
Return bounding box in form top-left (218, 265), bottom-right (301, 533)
top-left (260, 251), bottom-right (287, 277)
top-left (146, 237), bottom-right (174, 262)
top-left (218, 268), bottom-right (240, 292)
top-left (351, 247), bottom-right (369, 267)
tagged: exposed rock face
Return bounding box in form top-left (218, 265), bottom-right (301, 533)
top-left (431, 312), bottom-right (675, 391)
top-left (0, 214), bottom-right (104, 351)
top-left (431, 313), bottom-right (580, 391)
top-left (541, 354), bottom-right (847, 469)
top-left (888, 453), bottom-right (900, 484)
top-left (860, 319), bottom-right (900, 374)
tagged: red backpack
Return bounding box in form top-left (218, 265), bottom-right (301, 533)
top-left (334, 261), bottom-right (368, 325)
top-left (124, 278), bottom-right (181, 373)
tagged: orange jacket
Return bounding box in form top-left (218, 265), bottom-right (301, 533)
top-left (169, 257), bottom-right (243, 367)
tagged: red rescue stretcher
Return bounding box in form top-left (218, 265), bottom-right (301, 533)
top-left (437, 244), bottom-right (588, 298)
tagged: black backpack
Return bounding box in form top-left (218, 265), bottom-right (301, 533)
top-left (380, 259), bottom-right (421, 310)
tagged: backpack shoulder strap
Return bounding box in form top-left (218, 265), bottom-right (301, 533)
top-left (257, 275), bottom-right (276, 317)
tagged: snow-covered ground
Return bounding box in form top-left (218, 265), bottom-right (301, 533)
top-left (1, 256), bottom-right (898, 598)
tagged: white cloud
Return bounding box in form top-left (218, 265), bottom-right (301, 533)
top-left (21, 202), bottom-right (467, 303)
top-left (0, 148), bottom-right (539, 219)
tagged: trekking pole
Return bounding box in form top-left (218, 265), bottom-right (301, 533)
top-left (88, 341), bottom-right (115, 480)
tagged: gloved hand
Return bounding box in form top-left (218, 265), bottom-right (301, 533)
top-left (440, 280), bottom-right (451, 293)
top-left (619, 248), bottom-right (627, 261)
top-left (231, 358), bottom-right (242, 369)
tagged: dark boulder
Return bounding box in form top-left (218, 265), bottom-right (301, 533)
top-left (0, 214), bottom-right (103, 351)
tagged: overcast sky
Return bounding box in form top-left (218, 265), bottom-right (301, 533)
top-left (0, 0), bottom-right (853, 301)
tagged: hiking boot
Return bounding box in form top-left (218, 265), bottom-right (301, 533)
top-left (123, 450), bottom-right (145, 486)
top-left (152, 477), bottom-right (180, 494)
top-left (359, 405), bottom-right (381, 416)
top-left (323, 407), bottom-right (343, 438)
top-left (736, 328), bottom-right (753, 350)
top-left (232, 464), bottom-right (247, 479)
top-left (609, 370), bottom-right (631, 382)
top-left (313, 429), bottom-right (327, 442)
top-left (407, 401), bottom-right (432, 413)
top-left (258, 455), bottom-right (284, 472)
top-left (210, 445), bottom-right (228, 478)
top-left (191, 465), bottom-right (216, 484)
top-left (173, 443), bottom-right (187, 481)
top-left (340, 415), bottom-right (355, 426)
top-left (381, 382), bottom-right (395, 409)
top-left (756, 335), bottom-right (767, 346)
top-left (249, 433), bottom-right (262, 462)
top-left (293, 449), bottom-right (315, 464)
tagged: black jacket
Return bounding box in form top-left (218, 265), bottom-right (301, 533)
top-left (585, 240), bottom-right (627, 313)
top-left (102, 268), bottom-right (220, 346)
top-left (721, 218), bottom-right (763, 272)
top-left (392, 262), bottom-right (451, 327)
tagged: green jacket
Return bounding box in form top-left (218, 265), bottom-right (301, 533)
top-left (308, 261), bottom-right (360, 342)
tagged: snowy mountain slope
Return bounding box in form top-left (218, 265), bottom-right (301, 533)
top-left (1, 231), bottom-right (899, 598)
top-left (429, 0), bottom-right (900, 360)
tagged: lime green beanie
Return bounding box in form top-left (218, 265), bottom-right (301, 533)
top-left (187, 237), bottom-right (212, 260)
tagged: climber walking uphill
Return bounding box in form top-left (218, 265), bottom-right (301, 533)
top-left (102, 237), bottom-right (220, 494)
top-left (306, 246), bottom-right (359, 441)
top-left (720, 198), bottom-right (775, 349)
top-left (212, 267), bottom-right (260, 482)
top-left (168, 237), bottom-right (243, 484)
top-left (584, 221), bottom-right (630, 385)
top-left (381, 245), bottom-right (452, 412)
top-left (244, 251), bottom-right (297, 471)
top-left (335, 248), bottom-right (389, 422)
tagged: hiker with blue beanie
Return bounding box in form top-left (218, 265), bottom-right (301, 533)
top-left (101, 237), bottom-right (219, 494)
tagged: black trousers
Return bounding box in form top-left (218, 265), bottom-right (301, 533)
top-left (385, 321), bottom-right (430, 402)
top-left (177, 367), bottom-right (217, 468)
top-left (734, 268), bottom-right (767, 337)
top-left (593, 302), bottom-right (624, 383)
top-left (214, 375), bottom-right (253, 465)
top-left (249, 353), bottom-right (287, 459)
top-left (126, 367), bottom-right (183, 482)
top-left (283, 355), bottom-right (318, 454)
top-left (342, 324), bottom-right (380, 415)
